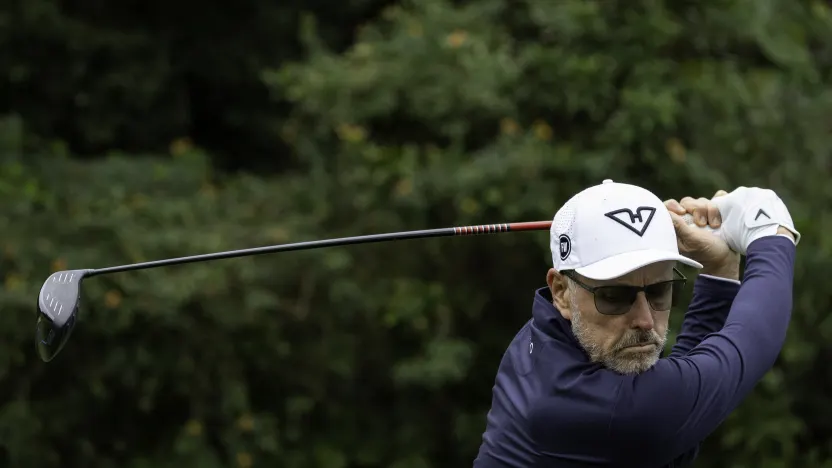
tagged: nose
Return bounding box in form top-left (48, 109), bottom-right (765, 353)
top-left (628, 293), bottom-right (655, 330)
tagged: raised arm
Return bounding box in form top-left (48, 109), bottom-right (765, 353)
top-left (609, 235), bottom-right (795, 466)
top-left (668, 274), bottom-right (739, 357)
top-left (663, 192), bottom-right (743, 357)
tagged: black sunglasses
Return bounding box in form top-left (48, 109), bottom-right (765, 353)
top-left (562, 268), bottom-right (687, 316)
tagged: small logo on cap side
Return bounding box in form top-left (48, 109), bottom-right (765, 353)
top-left (558, 234), bottom-right (571, 260)
top-left (604, 207), bottom-right (656, 237)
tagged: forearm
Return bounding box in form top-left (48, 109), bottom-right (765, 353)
top-left (717, 235), bottom-right (795, 386)
top-left (668, 227), bottom-right (794, 357)
top-left (668, 274), bottom-right (739, 357)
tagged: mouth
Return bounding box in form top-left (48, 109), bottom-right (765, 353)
top-left (621, 343), bottom-right (656, 352)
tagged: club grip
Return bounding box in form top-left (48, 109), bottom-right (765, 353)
top-left (681, 213), bottom-right (721, 236)
top-left (453, 223), bottom-right (510, 235)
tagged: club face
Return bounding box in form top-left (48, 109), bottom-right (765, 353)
top-left (36, 270), bottom-right (88, 362)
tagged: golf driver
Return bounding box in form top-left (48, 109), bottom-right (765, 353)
top-left (35, 221), bottom-right (552, 362)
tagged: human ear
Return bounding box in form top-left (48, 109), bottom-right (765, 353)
top-left (547, 268), bottom-right (572, 320)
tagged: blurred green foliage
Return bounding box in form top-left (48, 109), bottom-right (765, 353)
top-left (2, 0), bottom-right (832, 467)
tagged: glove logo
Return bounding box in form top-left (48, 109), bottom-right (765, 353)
top-left (604, 207), bottom-right (656, 237)
top-left (754, 209), bottom-right (770, 221)
top-left (558, 234), bottom-right (571, 260)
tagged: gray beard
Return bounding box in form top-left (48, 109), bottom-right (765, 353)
top-left (569, 293), bottom-right (666, 375)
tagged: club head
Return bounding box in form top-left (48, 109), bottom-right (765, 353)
top-left (35, 269), bottom-right (90, 362)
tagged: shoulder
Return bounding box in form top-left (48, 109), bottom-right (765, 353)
top-left (524, 325), bottom-right (620, 424)
top-left (497, 320), bottom-right (594, 382)
top-left (490, 319), bottom-right (610, 417)
top-left (525, 342), bottom-right (626, 462)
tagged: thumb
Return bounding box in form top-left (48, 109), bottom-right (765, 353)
top-left (668, 211), bottom-right (696, 241)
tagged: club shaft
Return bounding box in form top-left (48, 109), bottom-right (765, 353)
top-left (87, 221), bottom-right (552, 277)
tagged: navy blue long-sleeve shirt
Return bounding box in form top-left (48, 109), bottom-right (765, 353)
top-left (474, 235), bottom-right (795, 467)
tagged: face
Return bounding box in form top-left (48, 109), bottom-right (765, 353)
top-left (547, 261), bottom-right (675, 375)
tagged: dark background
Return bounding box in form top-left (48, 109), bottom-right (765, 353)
top-left (2, 0), bottom-right (831, 466)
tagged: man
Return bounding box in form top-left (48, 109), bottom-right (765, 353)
top-left (473, 179), bottom-right (800, 467)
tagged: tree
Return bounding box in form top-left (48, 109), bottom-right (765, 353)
top-left (2, 0), bottom-right (832, 466)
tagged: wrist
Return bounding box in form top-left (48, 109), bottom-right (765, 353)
top-left (746, 225), bottom-right (798, 251)
top-left (700, 260), bottom-right (740, 281)
top-left (777, 226), bottom-right (796, 242)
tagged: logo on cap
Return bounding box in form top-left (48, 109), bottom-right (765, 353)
top-left (558, 234), bottom-right (571, 260)
top-left (604, 207), bottom-right (656, 237)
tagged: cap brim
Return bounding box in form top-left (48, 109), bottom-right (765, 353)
top-left (574, 249), bottom-right (702, 281)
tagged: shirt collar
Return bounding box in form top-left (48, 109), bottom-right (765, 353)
top-left (531, 286), bottom-right (580, 348)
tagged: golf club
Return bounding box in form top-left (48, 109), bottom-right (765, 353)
top-left (35, 221), bottom-right (553, 362)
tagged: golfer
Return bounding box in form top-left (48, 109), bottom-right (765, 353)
top-left (473, 180), bottom-right (800, 467)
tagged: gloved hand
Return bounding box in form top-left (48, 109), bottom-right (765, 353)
top-left (709, 186), bottom-right (800, 255)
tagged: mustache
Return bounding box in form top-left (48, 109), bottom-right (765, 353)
top-left (616, 330), bottom-right (660, 350)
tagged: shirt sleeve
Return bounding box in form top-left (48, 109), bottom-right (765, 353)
top-left (611, 235), bottom-right (795, 466)
top-left (530, 235), bottom-right (796, 467)
top-left (668, 274), bottom-right (740, 357)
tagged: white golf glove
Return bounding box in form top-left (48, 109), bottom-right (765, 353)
top-left (710, 187), bottom-right (800, 255)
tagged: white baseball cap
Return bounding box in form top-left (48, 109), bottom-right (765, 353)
top-left (551, 179), bottom-right (702, 280)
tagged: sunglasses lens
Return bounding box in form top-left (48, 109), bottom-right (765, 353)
top-left (670, 280), bottom-right (684, 306)
top-left (594, 287), bottom-right (637, 315)
top-left (645, 282), bottom-right (675, 311)
top-left (593, 280), bottom-right (684, 315)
